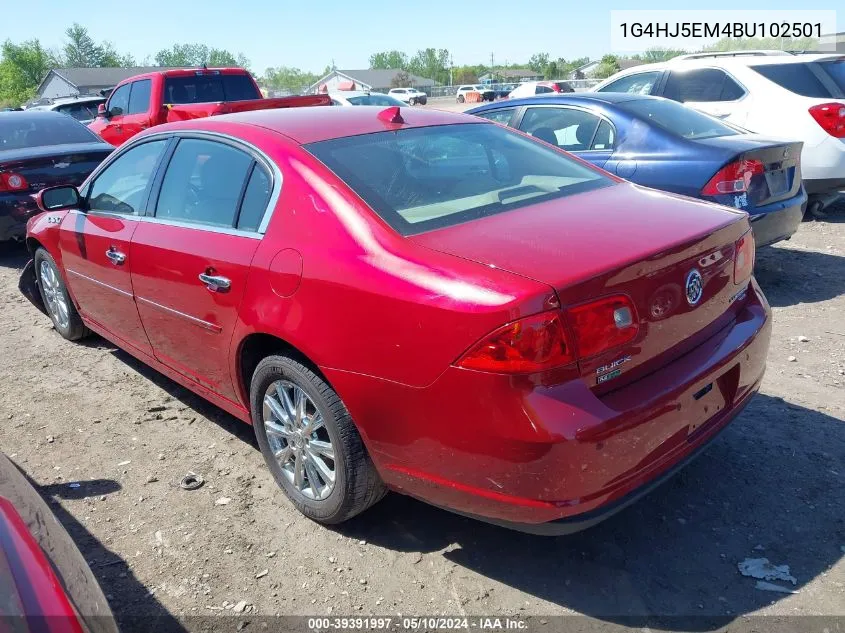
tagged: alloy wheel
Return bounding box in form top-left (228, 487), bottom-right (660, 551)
top-left (39, 260), bottom-right (70, 330)
top-left (262, 380), bottom-right (336, 500)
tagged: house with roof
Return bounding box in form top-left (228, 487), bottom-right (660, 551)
top-left (35, 67), bottom-right (177, 100)
top-left (308, 69), bottom-right (436, 94)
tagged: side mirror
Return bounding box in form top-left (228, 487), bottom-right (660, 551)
top-left (38, 186), bottom-right (81, 212)
top-left (97, 103), bottom-right (110, 118)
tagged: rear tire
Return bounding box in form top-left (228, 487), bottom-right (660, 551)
top-left (34, 248), bottom-right (87, 341)
top-left (250, 355), bottom-right (386, 524)
top-left (409, 97), bottom-right (416, 106)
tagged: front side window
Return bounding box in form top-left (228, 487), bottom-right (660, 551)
top-left (155, 139), bottom-right (253, 228)
top-left (127, 79), bottom-right (152, 115)
top-left (619, 98), bottom-right (738, 140)
top-left (598, 71), bottom-right (661, 95)
top-left (663, 69), bottom-right (745, 102)
top-left (107, 83), bottom-right (130, 116)
top-left (475, 108), bottom-right (517, 125)
top-left (88, 140), bottom-right (168, 215)
top-left (519, 107), bottom-right (602, 151)
top-left (306, 123), bottom-right (611, 236)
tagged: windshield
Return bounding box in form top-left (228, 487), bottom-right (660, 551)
top-left (163, 73), bottom-right (260, 104)
top-left (0, 115), bottom-right (98, 150)
top-left (346, 95), bottom-right (405, 106)
top-left (306, 123), bottom-right (612, 236)
top-left (619, 98), bottom-right (739, 140)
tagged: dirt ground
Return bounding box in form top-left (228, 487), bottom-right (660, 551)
top-left (0, 205), bottom-right (843, 632)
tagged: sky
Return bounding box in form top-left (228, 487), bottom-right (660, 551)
top-left (2, 0), bottom-right (843, 75)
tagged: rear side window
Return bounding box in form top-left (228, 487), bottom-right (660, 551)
top-left (535, 85), bottom-right (553, 94)
top-left (519, 107), bottom-right (602, 151)
top-left (663, 69), bottom-right (745, 102)
top-left (591, 120), bottom-right (616, 149)
top-left (751, 62), bottom-right (835, 98)
top-left (163, 74), bottom-right (260, 104)
top-left (597, 71), bottom-right (661, 95)
top-left (620, 98), bottom-right (738, 140)
top-left (474, 108), bottom-right (517, 125)
top-left (820, 60), bottom-right (845, 92)
top-left (306, 123), bottom-right (611, 236)
top-left (155, 139), bottom-right (253, 228)
top-left (237, 166), bottom-right (272, 231)
top-left (127, 79), bottom-right (152, 115)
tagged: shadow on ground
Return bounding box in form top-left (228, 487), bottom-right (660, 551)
top-left (754, 243), bottom-right (845, 307)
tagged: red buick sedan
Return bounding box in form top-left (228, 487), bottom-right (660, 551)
top-left (20, 106), bottom-right (771, 534)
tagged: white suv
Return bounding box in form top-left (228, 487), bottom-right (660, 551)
top-left (387, 88), bottom-right (428, 105)
top-left (593, 51), bottom-right (845, 215)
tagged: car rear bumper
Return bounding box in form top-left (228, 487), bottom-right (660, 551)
top-left (325, 279), bottom-right (772, 531)
top-left (0, 193), bottom-right (39, 242)
top-left (800, 134), bottom-right (845, 188)
top-left (749, 189), bottom-right (807, 247)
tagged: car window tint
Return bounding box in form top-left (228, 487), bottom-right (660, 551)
top-left (127, 79), bottom-right (152, 114)
top-left (475, 108), bottom-right (517, 125)
top-left (598, 71), bottom-right (661, 95)
top-left (56, 102), bottom-right (100, 122)
top-left (107, 83), bottom-right (130, 116)
top-left (535, 85), bottom-right (553, 94)
top-left (519, 107), bottom-right (601, 151)
top-left (591, 120), bottom-right (615, 149)
top-left (664, 69), bottom-right (744, 102)
top-left (162, 74), bottom-right (259, 105)
top-left (750, 63), bottom-right (833, 98)
top-left (820, 60), bottom-right (845, 92)
top-left (88, 140), bottom-right (168, 215)
top-left (237, 165), bottom-right (272, 231)
top-left (347, 95), bottom-right (405, 106)
top-left (0, 115), bottom-right (98, 150)
top-left (155, 139), bottom-right (253, 228)
top-left (619, 98), bottom-right (738, 140)
top-left (306, 123), bottom-right (611, 236)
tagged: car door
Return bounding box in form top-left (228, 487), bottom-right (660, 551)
top-left (58, 138), bottom-right (170, 355)
top-left (516, 106), bottom-right (614, 168)
top-left (120, 79), bottom-right (154, 139)
top-left (659, 67), bottom-right (750, 126)
top-left (129, 136), bottom-right (271, 401)
top-left (95, 83), bottom-right (130, 145)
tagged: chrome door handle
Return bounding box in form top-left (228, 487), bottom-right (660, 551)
top-left (106, 249), bottom-right (126, 265)
top-left (198, 272), bottom-right (231, 292)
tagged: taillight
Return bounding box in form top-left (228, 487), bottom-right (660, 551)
top-left (808, 102), bottom-right (845, 138)
top-left (702, 159), bottom-right (764, 196)
top-left (455, 311), bottom-right (575, 373)
top-left (0, 172), bottom-right (29, 192)
top-left (455, 295), bottom-right (640, 374)
top-left (566, 295), bottom-right (639, 359)
top-left (733, 229), bottom-right (755, 284)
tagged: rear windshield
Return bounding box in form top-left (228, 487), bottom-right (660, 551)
top-left (619, 98), bottom-right (738, 140)
top-left (751, 61), bottom-right (845, 98)
top-left (0, 115), bottom-right (98, 150)
top-left (346, 95), bottom-right (405, 106)
top-left (163, 73), bottom-right (260, 104)
top-left (306, 123), bottom-right (612, 236)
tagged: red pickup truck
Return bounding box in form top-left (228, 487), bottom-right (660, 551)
top-left (88, 67), bottom-right (328, 146)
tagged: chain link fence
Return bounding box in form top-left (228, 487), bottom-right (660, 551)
top-left (422, 78), bottom-right (601, 99)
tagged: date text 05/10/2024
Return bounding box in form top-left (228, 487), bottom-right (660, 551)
top-left (307, 617), bottom-right (529, 631)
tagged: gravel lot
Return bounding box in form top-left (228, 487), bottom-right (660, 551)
top-left (0, 207), bottom-right (843, 632)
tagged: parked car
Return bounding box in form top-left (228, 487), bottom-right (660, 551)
top-left (593, 52), bottom-right (845, 217)
top-left (0, 452), bottom-right (117, 633)
top-left (493, 83), bottom-right (516, 99)
top-left (469, 93), bottom-right (806, 247)
top-left (508, 81), bottom-right (574, 99)
top-left (27, 96), bottom-right (106, 125)
top-left (387, 88), bottom-right (428, 105)
top-left (330, 91), bottom-right (405, 107)
top-left (88, 67), bottom-right (330, 146)
top-left (21, 106), bottom-right (771, 534)
top-left (0, 110), bottom-right (112, 243)
top-left (455, 85), bottom-right (495, 103)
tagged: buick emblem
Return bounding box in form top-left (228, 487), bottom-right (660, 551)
top-left (685, 269), bottom-right (703, 306)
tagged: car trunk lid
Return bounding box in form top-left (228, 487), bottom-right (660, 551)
top-left (411, 182), bottom-right (752, 388)
top-left (0, 142), bottom-right (112, 192)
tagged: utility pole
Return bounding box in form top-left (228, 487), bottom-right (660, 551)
top-left (450, 54), bottom-right (454, 86)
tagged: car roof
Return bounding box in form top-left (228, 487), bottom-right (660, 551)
top-left (158, 105), bottom-right (484, 145)
top-left (609, 52), bottom-right (845, 75)
top-left (49, 96), bottom-right (106, 106)
top-left (0, 109), bottom-right (77, 124)
top-left (473, 92), bottom-right (659, 109)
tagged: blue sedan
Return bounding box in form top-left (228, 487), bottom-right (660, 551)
top-left (467, 93), bottom-right (807, 247)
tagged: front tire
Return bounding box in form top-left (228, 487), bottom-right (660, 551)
top-left (34, 248), bottom-right (87, 341)
top-left (409, 97), bottom-right (416, 106)
top-left (251, 355), bottom-right (385, 524)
